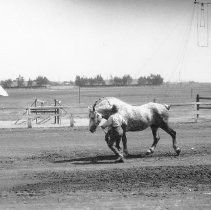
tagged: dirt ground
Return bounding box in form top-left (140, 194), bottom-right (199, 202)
top-left (0, 121), bottom-right (210, 210)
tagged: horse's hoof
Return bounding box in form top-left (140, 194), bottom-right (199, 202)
top-left (123, 151), bottom-right (130, 158)
top-left (145, 151), bottom-right (151, 156)
top-left (114, 157), bottom-right (124, 163)
top-left (176, 148), bottom-right (181, 156)
top-left (116, 147), bottom-right (122, 151)
top-left (123, 153), bottom-right (130, 158)
top-left (146, 149), bottom-right (154, 155)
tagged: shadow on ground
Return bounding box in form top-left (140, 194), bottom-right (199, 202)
top-left (53, 152), bottom-right (178, 165)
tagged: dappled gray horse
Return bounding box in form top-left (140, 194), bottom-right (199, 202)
top-left (89, 97), bottom-right (181, 160)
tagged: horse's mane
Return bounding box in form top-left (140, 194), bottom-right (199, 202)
top-left (93, 97), bottom-right (128, 109)
top-left (92, 97), bottom-right (130, 119)
top-left (92, 97), bottom-right (111, 111)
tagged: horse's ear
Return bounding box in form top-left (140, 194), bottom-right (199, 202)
top-left (88, 106), bottom-right (95, 112)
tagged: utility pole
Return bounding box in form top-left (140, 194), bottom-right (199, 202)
top-left (194, 0), bottom-right (211, 4)
top-left (194, 0), bottom-right (211, 47)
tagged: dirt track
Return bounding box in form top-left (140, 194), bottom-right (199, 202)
top-left (0, 122), bottom-right (210, 209)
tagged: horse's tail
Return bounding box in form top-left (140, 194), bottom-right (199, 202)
top-left (164, 104), bottom-right (171, 110)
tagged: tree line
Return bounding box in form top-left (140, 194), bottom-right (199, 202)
top-left (1, 74), bottom-right (164, 88)
top-left (75, 74), bottom-right (163, 87)
top-left (1, 75), bottom-right (50, 88)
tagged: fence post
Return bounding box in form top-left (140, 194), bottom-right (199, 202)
top-left (54, 99), bottom-right (61, 124)
top-left (57, 108), bottom-right (60, 124)
top-left (196, 94), bottom-right (200, 120)
top-left (54, 99), bottom-right (57, 124)
top-left (27, 108), bottom-right (32, 128)
top-left (35, 98), bottom-right (38, 124)
top-left (70, 114), bottom-right (74, 127)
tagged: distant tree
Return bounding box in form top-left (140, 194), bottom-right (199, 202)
top-left (75, 75), bottom-right (105, 86)
top-left (88, 78), bottom-right (95, 86)
top-left (122, 75), bottom-right (133, 86)
top-left (137, 74), bottom-right (164, 86)
top-left (147, 74), bottom-right (163, 85)
top-left (107, 75), bottom-right (133, 86)
top-left (27, 79), bottom-right (33, 88)
top-left (95, 74), bottom-right (105, 85)
top-left (16, 75), bottom-right (25, 88)
top-left (137, 76), bottom-right (147, 85)
top-left (113, 76), bottom-right (123, 86)
top-left (35, 76), bottom-right (49, 87)
top-left (75, 76), bottom-right (89, 86)
top-left (1, 79), bottom-right (12, 88)
top-left (82, 77), bottom-right (89, 86)
top-left (75, 76), bottom-right (81, 86)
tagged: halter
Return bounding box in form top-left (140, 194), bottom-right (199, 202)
top-left (90, 97), bottom-right (112, 134)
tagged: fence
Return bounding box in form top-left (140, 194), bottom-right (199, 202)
top-left (12, 98), bottom-right (85, 127)
top-left (196, 94), bottom-right (211, 120)
top-left (0, 104), bottom-right (88, 128)
top-left (1, 97), bottom-right (211, 128)
top-left (26, 105), bottom-right (74, 128)
top-left (19, 98), bottom-right (64, 125)
top-left (145, 96), bottom-right (211, 122)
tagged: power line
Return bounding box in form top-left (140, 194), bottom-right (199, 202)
top-left (137, 3), bottom-right (195, 79)
top-left (166, 3), bottom-right (196, 83)
top-left (178, 2), bottom-right (195, 82)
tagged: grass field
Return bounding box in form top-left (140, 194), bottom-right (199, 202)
top-left (1, 83), bottom-right (211, 122)
top-left (2, 83), bottom-right (211, 107)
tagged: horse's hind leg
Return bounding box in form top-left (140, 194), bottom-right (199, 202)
top-left (122, 132), bottom-right (129, 157)
top-left (146, 125), bottom-right (160, 155)
top-left (160, 122), bottom-right (181, 155)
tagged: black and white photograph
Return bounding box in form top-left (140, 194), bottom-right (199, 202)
top-left (0, 0), bottom-right (210, 209)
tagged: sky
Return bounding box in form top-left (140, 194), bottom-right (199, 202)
top-left (0, 0), bottom-right (211, 83)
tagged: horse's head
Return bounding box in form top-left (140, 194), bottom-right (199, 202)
top-left (88, 107), bottom-right (103, 133)
top-left (88, 97), bottom-right (114, 132)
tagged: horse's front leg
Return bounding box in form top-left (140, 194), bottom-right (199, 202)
top-left (146, 125), bottom-right (160, 155)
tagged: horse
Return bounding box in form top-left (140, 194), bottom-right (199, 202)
top-left (88, 97), bottom-right (181, 161)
